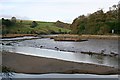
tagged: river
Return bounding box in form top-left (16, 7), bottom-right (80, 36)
top-left (0, 36), bottom-right (119, 78)
top-left (1, 36), bottom-right (118, 67)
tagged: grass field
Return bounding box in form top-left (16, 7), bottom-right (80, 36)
top-left (1, 19), bottom-right (71, 35)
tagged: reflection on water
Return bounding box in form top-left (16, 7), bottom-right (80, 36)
top-left (2, 45), bottom-right (118, 68)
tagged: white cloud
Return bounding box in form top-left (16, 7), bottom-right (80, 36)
top-left (0, 0), bottom-right (31, 2)
top-left (0, 14), bottom-right (30, 20)
top-left (0, 5), bottom-right (15, 11)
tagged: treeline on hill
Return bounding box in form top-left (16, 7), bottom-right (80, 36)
top-left (70, 3), bottom-right (120, 35)
top-left (1, 17), bottom-right (71, 35)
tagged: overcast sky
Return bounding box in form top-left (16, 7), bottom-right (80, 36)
top-left (0, 0), bottom-right (119, 23)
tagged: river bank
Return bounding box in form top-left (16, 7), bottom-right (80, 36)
top-left (0, 34), bottom-right (38, 38)
top-left (1, 34), bottom-right (120, 40)
top-left (2, 51), bottom-right (118, 75)
top-left (45, 34), bottom-right (119, 41)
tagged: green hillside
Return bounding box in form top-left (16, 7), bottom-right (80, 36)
top-left (1, 19), bottom-right (71, 35)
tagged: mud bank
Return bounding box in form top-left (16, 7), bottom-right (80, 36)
top-left (2, 51), bottom-right (118, 75)
top-left (52, 34), bottom-right (120, 40)
top-left (1, 34), bottom-right (37, 38)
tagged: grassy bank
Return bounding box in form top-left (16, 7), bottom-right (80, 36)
top-left (1, 19), bottom-right (71, 35)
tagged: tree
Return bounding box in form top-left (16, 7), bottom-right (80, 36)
top-left (31, 21), bottom-right (38, 28)
top-left (70, 3), bottom-right (120, 35)
top-left (118, 1), bottom-right (120, 21)
top-left (2, 19), bottom-right (12, 27)
top-left (11, 17), bottom-right (16, 24)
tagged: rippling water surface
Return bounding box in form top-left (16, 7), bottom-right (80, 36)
top-left (1, 36), bottom-right (119, 68)
top-left (11, 38), bottom-right (118, 54)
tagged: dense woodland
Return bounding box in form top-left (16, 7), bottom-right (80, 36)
top-left (1, 3), bottom-right (120, 35)
top-left (70, 3), bottom-right (120, 35)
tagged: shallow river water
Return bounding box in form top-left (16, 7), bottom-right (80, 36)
top-left (0, 36), bottom-right (119, 78)
top-left (1, 37), bottom-right (119, 68)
